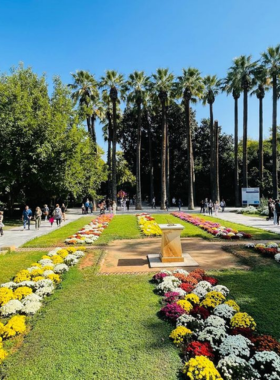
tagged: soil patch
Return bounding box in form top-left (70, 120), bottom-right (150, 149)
top-left (79, 253), bottom-right (96, 269)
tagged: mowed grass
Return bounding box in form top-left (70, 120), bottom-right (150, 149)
top-left (22, 216), bottom-right (94, 248)
top-left (0, 250), bottom-right (44, 283)
top-left (193, 213), bottom-right (280, 240)
top-left (1, 256), bottom-right (181, 380)
top-left (96, 215), bottom-right (142, 245)
top-left (153, 214), bottom-right (213, 239)
top-left (212, 261), bottom-right (280, 339)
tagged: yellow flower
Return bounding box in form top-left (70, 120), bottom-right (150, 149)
top-left (47, 274), bottom-right (61, 284)
top-left (1, 316), bottom-right (27, 339)
top-left (51, 255), bottom-right (64, 264)
top-left (185, 293), bottom-right (200, 305)
top-left (177, 300), bottom-right (193, 313)
top-left (225, 300), bottom-right (240, 312)
top-left (230, 312), bottom-right (256, 330)
top-left (41, 255), bottom-right (50, 260)
top-left (42, 265), bottom-right (54, 271)
top-left (30, 263), bottom-right (42, 268)
top-left (182, 356), bottom-right (223, 380)
top-left (13, 287), bottom-right (32, 300)
top-left (30, 268), bottom-right (44, 278)
top-left (0, 288), bottom-right (15, 306)
top-left (33, 276), bottom-right (45, 282)
top-left (200, 291), bottom-right (225, 309)
top-left (0, 347), bottom-right (8, 363)
top-left (56, 249), bottom-right (68, 258)
top-left (169, 326), bottom-right (192, 345)
top-left (14, 270), bottom-right (31, 283)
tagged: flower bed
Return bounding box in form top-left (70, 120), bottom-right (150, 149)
top-left (0, 246), bottom-right (87, 365)
top-left (172, 212), bottom-right (252, 239)
top-left (245, 242), bottom-right (280, 263)
top-left (136, 213), bottom-right (162, 236)
top-left (65, 214), bottom-right (114, 244)
top-left (152, 268), bottom-right (280, 379)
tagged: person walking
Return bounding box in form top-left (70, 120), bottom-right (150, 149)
top-left (172, 197), bottom-right (176, 207)
top-left (53, 204), bottom-right (62, 227)
top-left (85, 199), bottom-right (90, 214)
top-left (43, 204), bottom-right (49, 221)
top-left (165, 199), bottom-right (169, 211)
top-left (275, 200), bottom-right (280, 225)
top-left (214, 201), bottom-right (219, 216)
top-left (112, 201), bottom-right (117, 215)
top-left (81, 203), bottom-right (85, 214)
top-left (178, 198), bottom-right (182, 211)
top-left (272, 201), bottom-right (277, 225)
top-left (208, 200), bottom-right (213, 215)
top-left (34, 207), bottom-right (42, 230)
top-left (61, 203), bottom-right (66, 222)
top-left (200, 200), bottom-right (204, 213)
top-left (89, 201), bottom-right (93, 213)
top-left (126, 198), bottom-right (130, 211)
top-left (0, 211), bottom-right (4, 236)
top-left (152, 197), bottom-right (156, 209)
top-left (220, 199), bottom-right (226, 212)
top-left (267, 198), bottom-right (274, 221)
top-left (22, 205), bottom-right (32, 230)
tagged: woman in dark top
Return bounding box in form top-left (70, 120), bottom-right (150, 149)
top-left (61, 203), bottom-right (66, 222)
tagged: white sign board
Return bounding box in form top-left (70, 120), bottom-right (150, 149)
top-left (242, 188), bottom-right (260, 206)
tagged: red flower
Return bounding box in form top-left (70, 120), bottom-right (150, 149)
top-left (230, 327), bottom-right (254, 338)
top-left (180, 283), bottom-right (195, 293)
top-left (202, 276), bottom-right (218, 286)
top-left (185, 341), bottom-right (215, 359)
top-left (190, 305), bottom-right (210, 320)
top-left (250, 335), bottom-right (280, 354)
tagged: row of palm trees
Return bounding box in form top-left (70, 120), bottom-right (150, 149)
top-left (68, 44), bottom-right (280, 210)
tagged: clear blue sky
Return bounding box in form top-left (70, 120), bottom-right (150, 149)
top-left (1, 0), bottom-right (280, 151)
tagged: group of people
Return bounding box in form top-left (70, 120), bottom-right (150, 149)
top-left (81, 199), bottom-right (94, 214)
top-left (21, 204), bottom-right (66, 231)
top-left (200, 199), bottom-right (226, 215)
top-left (151, 197), bottom-right (183, 211)
top-left (267, 198), bottom-right (280, 225)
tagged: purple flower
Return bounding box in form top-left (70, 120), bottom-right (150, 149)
top-left (160, 303), bottom-right (186, 322)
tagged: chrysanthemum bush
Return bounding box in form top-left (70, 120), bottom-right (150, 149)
top-left (152, 268), bottom-right (280, 379)
top-left (65, 214), bottom-right (114, 244)
top-left (245, 241), bottom-right (280, 264)
top-left (0, 246), bottom-right (87, 365)
top-left (136, 213), bottom-right (162, 236)
top-left (172, 212), bottom-right (252, 239)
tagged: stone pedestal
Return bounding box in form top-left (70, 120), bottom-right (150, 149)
top-left (159, 224), bottom-right (184, 263)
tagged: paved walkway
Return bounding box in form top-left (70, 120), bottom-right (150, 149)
top-left (0, 209), bottom-right (89, 249)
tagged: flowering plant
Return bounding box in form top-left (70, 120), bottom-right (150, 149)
top-left (182, 356), bottom-right (223, 380)
top-left (230, 312), bottom-right (256, 331)
top-left (218, 334), bottom-right (252, 358)
top-left (177, 300), bottom-right (193, 313)
top-left (176, 314), bottom-right (205, 332)
top-left (180, 283), bottom-right (195, 293)
top-left (169, 326), bottom-right (192, 345)
top-left (250, 335), bottom-right (280, 355)
top-left (160, 303), bottom-right (186, 322)
top-left (162, 292), bottom-right (181, 304)
top-left (249, 351), bottom-right (280, 379)
top-left (137, 214), bottom-right (161, 236)
top-left (217, 354), bottom-right (258, 380)
top-left (185, 341), bottom-right (214, 359)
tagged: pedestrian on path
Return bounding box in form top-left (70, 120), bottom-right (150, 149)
top-left (53, 204), bottom-right (62, 227)
top-left (22, 206), bottom-right (32, 230)
top-left (81, 204), bottom-right (85, 214)
top-left (34, 207), bottom-right (42, 230)
top-left (165, 199), bottom-right (169, 211)
top-left (172, 197), bottom-right (176, 207)
top-left (112, 201), bottom-right (116, 215)
top-left (49, 216), bottom-right (54, 227)
top-left (152, 197), bottom-right (156, 209)
top-left (0, 211), bottom-right (4, 236)
top-left (89, 201), bottom-right (93, 213)
top-left (85, 199), bottom-right (90, 214)
top-left (267, 198), bottom-right (274, 221)
top-left (200, 200), bottom-right (204, 213)
top-left (220, 199), bottom-right (226, 212)
top-left (208, 200), bottom-right (213, 215)
top-left (272, 201), bottom-right (277, 225)
top-left (126, 198), bottom-right (130, 211)
top-left (178, 198), bottom-right (182, 211)
top-left (61, 203), bottom-right (66, 222)
top-left (43, 204), bottom-right (49, 221)
top-left (214, 201), bottom-right (219, 216)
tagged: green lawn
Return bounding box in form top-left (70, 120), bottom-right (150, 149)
top-left (1, 254), bottom-right (181, 380)
top-left (0, 250), bottom-right (44, 283)
top-left (95, 215), bottom-right (142, 245)
top-left (153, 214), bottom-right (213, 239)
top-left (193, 213), bottom-right (280, 240)
top-left (22, 216), bottom-right (94, 248)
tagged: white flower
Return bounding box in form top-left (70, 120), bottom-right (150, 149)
top-left (64, 254), bottom-right (79, 266)
top-left (53, 264), bottom-right (69, 274)
top-left (73, 250), bottom-right (85, 258)
top-left (204, 315), bottom-right (226, 330)
top-left (0, 299), bottom-right (23, 317)
top-left (172, 288), bottom-right (186, 297)
top-left (0, 282), bottom-right (17, 290)
top-left (212, 285), bottom-right (230, 297)
top-left (53, 247), bottom-right (62, 252)
top-left (218, 334), bottom-right (252, 359)
top-left (217, 354), bottom-right (259, 380)
top-left (267, 242), bottom-right (278, 248)
top-left (34, 279), bottom-right (53, 289)
top-left (173, 269), bottom-right (189, 276)
top-left (156, 276), bottom-right (181, 294)
top-left (47, 250), bottom-right (58, 257)
top-left (198, 326), bottom-right (228, 349)
top-left (176, 314), bottom-right (204, 332)
top-left (245, 243), bottom-right (255, 248)
top-left (27, 266), bottom-right (42, 273)
top-left (43, 270), bottom-right (54, 277)
top-left (22, 293), bottom-right (42, 304)
top-left (38, 259), bottom-right (53, 266)
top-left (15, 281), bottom-right (36, 290)
top-left (41, 262), bottom-right (54, 269)
top-left (192, 286), bottom-right (208, 299)
top-left (249, 351), bottom-right (280, 380)
top-left (35, 285), bottom-right (54, 298)
top-left (195, 281), bottom-right (212, 291)
top-left (21, 301), bottom-right (42, 315)
top-left (275, 254), bottom-right (280, 263)
top-left (213, 304), bottom-right (236, 320)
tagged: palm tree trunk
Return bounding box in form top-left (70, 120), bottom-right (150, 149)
top-left (234, 97), bottom-right (241, 206)
top-left (136, 101), bottom-right (142, 210)
top-left (259, 96), bottom-right (264, 195)
top-left (209, 103), bottom-right (215, 201)
top-left (272, 74), bottom-right (278, 199)
top-left (111, 99), bottom-right (117, 202)
top-left (243, 88), bottom-right (248, 188)
top-left (91, 115), bottom-right (97, 146)
top-left (86, 117), bottom-right (92, 137)
top-left (185, 99), bottom-right (194, 209)
top-left (166, 123), bottom-right (170, 204)
top-left (147, 111), bottom-right (154, 205)
top-left (107, 113), bottom-right (112, 199)
top-left (214, 121), bottom-right (220, 202)
top-left (161, 101), bottom-right (167, 210)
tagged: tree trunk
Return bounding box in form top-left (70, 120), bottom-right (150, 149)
top-left (135, 101), bottom-right (142, 210)
top-left (86, 117), bottom-right (92, 137)
top-left (234, 97), bottom-right (241, 206)
top-left (185, 99), bottom-right (194, 209)
top-left (259, 96), bottom-right (264, 195)
top-left (91, 115), bottom-right (97, 146)
top-left (166, 123), bottom-right (170, 204)
top-left (243, 88), bottom-right (248, 188)
top-left (272, 75), bottom-right (278, 199)
top-left (161, 101), bottom-right (167, 210)
top-left (209, 103), bottom-right (215, 201)
top-left (147, 112), bottom-right (154, 205)
top-left (214, 120), bottom-right (220, 203)
top-left (111, 99), bottom-right (117, 202)
top-left (107, 113), bottom-right (112, 199)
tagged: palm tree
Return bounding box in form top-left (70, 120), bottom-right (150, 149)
top-left (151, 68), bottom-right (175, 210)
top-left (202, 75), bottom-right (220, 202)
top-left (99, 71), bottom-right (126, 202)
top-left (261, 45), bottom-right (280, 199)
top-left (220, 63), bottom-right (242, 206)
top-left (174, 68), bottom-right (204, 209)
top-left (68, 70), bottom-right (99, 144)
top-left (126, 71), bottom-right (150, 210)
top-left (251, 66), bottom-right (270, 194)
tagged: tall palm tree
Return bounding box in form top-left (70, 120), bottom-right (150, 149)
top-left (151, 68), bottom-right (175, 210)
top-left (251, 67), bottom-right (270, 194)
top-left (126, 71), bottom-right (150, 210)
top-left (202, 75), bottom-right (220, 202)
top-left (99, 70), bottom-right (126, 202)
top-left (220, 63), bottom-right (242, 206)
top-left (174, 68), bottom-right (204, 209)
top-left (261, 45), bottom-right (280, 199)
top-left (68, 70), bottom-right (99, 144)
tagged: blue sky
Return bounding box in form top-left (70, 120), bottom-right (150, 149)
top-left (1, 0), bottom-right (280, 151)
